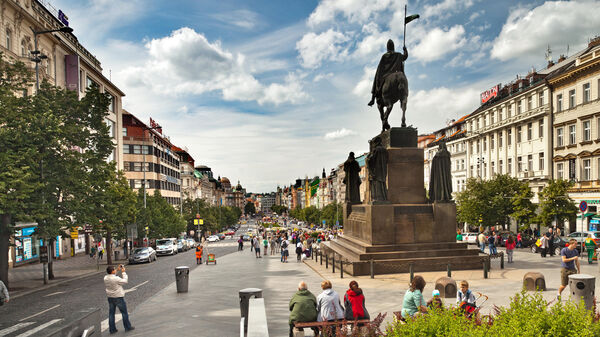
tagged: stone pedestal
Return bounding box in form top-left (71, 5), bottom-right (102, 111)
top-left (323, 128), bottom-right (482, 276)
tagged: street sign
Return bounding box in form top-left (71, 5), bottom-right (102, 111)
top-left (322, 220), bottom-right (326, 226)
top-left (580, 201), bottom-right (588, 213)
top-left (194, 219), bottom-right (203, 225)
top-left (39, 246), bottom-right (49, 263)
top-left (70, 228), bottom-right (78, 239)
top-left (127, 224), bottom-right (138, 239)
top-left (84, 224), bottom-right (93, 233)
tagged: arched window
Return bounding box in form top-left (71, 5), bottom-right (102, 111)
top-left (5, 29), bottom-right (11, 50)
top-left (21, 39), bottom-right (27, 57)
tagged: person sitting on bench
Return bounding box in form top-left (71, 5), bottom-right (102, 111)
top-left (289, 281), bottom-right (318, 337)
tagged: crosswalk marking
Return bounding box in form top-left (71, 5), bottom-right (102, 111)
top-left (15, 319), bottom-right (62, 337)
top-left (0, 322), bottom-right (35, 336)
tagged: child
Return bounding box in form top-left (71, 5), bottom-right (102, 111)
top-left (456, 280), bottom-right (477, 310)
top-left (427, 289), bottom-right (443, 310)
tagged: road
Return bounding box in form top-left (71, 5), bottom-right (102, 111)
top-left (0, 228), bottom-right (247, 337)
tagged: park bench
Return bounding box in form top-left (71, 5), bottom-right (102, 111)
top-left (294, 319), bottom-right (370, 336)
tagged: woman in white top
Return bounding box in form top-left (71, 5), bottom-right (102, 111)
top-left (317, 280), bottom-right (344, 335)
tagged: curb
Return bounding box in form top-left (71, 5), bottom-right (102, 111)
top-left (303, 260), bottom-right (326, 281)
top-left (10, 269), bottom-right (103, 300)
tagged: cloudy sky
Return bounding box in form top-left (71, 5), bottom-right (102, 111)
top-left (52, 0), bottom-right (600, 192)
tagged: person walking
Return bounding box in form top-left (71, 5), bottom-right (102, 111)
top-left (296, 239), bottom-right (303, 262)
top-left (456, 230), bottom-right (463, 242)
top-left (488, 231), bottom-right (497, 255)
top-left (546, 228), bottom-right (555, 256)
top-left (254, 237), bottom-right (262, 258)
top-left (281, 236), bottom-right (289, 263)
top-left (90, 245), bottom-right (97, 258)
top-left (0, 279), bottom-right (9, 306)
top-left (250, 236), bottom-right (254, 252)
top-left (238, 236), bottom-right (244, 251)
top-left (104, 265), bottom-right (134, 334)
top-left (477, 232), bottom-right (486, 253)
top-left (195, 244), bottom-right (203, 265)
top-left (539, 235), bottom-right (548, 257)
top-left (98, 246), bottom-right (104, 260)
top-left (505, 235), bottom-right (516, 263)
top-left (557, 239), bottom-right (581, 300)
top-left (516, 232), bottom-right (522, 248)
top-left (263, 237), bottom-right (269, 256)
top-left (270, 236), bottom-right (276, 255)
top-left (584, 233), bottom-right (597, 264)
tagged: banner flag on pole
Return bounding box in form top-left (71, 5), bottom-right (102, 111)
top-left (405, 14), bottom-right (420, 24)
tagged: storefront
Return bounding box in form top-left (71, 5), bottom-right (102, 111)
top-left (13, 223), bottom-right (61, 266)
top-left (574, 199), bottom-right (600, 232)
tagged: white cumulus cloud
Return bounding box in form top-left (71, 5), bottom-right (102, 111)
top-left (412, 25), bottom-right (467, 63)
top-left (307, 0), bottom-right (401, 26)
top-left (324, 128), bottom-right (358, 140)
top-left (296, 29), bottom-right (350, 68)
top-left (423, 0), bottom-right (474, 20)
top-left (491, 1), bottom-right (600, 62)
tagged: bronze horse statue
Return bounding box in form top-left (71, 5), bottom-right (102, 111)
top-left (376, 71), bottom-right (408, 131)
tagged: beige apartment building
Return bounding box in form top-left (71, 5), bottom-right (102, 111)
top-left (122, 111), bottom-right (182, 206)
top-left (549, 38), bottom-right (600, 232)
top-left (1, 0), bottom-right (125, 169)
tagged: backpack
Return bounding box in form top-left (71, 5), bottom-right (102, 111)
top-left (281, 241), bottom-right (288, 249)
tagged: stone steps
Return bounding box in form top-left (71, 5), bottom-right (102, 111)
top-left (336, 235), bottom-right (469, 253)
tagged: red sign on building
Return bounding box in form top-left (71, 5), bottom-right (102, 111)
top-left (480, 84), bottom-right (500, 104)
top-left (149, 118), bottom-right (162, 134)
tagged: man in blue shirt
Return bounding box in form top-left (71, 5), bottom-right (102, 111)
top-left (558, 239), bottom-right (581, 300)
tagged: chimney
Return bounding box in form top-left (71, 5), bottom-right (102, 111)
top-left (589, 36), bottom-right (600, 48)
top-left (547, 60), bottom-right (554, 68)
top-left (557, 54), bottom-right (566, 63)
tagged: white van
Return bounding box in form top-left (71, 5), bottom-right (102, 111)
top-left (155, 238), bottom-right (178, 256)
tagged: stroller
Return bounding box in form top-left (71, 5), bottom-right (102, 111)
top-left (459, 292), bottom-right (488, 319)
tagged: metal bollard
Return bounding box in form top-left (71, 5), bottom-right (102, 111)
top-left (409, 263), bottom-right (414, 283)
top-left (500, 252), bottom-right (504, 269)
top-left (447, 263), bottom-right (451, 278)
top-left (326, 254), bottom-right (328, 269)
top-left (483, 261), bottom-right (488, 279)
top-left (370, 259), bottom-right (374, 279)
top-left (340, 260), bottom-right (344, 278)
top-left (320, 250), bottom-right (323, 265)
top-left (332, 255), bottom-right (336, 273)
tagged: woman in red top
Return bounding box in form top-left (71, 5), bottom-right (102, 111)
top-left (344, 280), bottom-right (369, 321)
top-left (505, 235), bottom-right (516, 263)
top-left (516, 233), bottom-right (522, 248)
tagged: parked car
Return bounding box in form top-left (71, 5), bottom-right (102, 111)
top-left (156, 238), bottom-right (178, 256)
top-left (566, 231), bottom-right (600, 251)
top-left (530, 236), bottom-right (569, 255)
top-left (207, 235), bottom-right (220, 242)
top-left (177, 239), bottom-right (185, 252)
top-left (129, 247), bottom-right (157, 264)
top-left (461, 233), bottom-right (478, 245)
top-left (218, 233), bottom-right (226, 241)
top-left (187, 238), bottom-right (197, 248)
top-left (242, 234), bottom-right (250, 241)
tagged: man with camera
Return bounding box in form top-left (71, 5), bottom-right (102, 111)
top-left (104, 264), bottom-right (135, 334)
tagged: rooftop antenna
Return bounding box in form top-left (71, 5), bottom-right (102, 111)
top-left (545, 45), bottom-right (552, 63)
top-left (566, 44), bottom-right (570, 57)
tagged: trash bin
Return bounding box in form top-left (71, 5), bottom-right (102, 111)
top-left (175, 266), bottom-right (190, 293)
top-left (114, 251), bottom-right (120, 261)
top-left (568, 273), bottom-right (595, 310)
top-left (239, 288), bottom-right (262, 332)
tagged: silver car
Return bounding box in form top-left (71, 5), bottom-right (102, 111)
top-left (129, 247), bottom-right (157, 264)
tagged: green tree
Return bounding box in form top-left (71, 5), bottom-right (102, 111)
top-left (303, 206), bottom-right (321, 225)
top-left (511, 183), bottom-right (537, 231)
top-left (138, 190), bottom-right (186, 239)
top-left (271, 204), bottom-right (288, 215)
top-left (537, 179), bottom-right (578, 228)
top-left (245, 202), bottom-right (256, 215)
top-left (320, 203), bottom-right (343, 228)
top-left (0, 53), bottom-right (37, 286)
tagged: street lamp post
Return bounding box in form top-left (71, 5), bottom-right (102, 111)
top-left (140, 125), bottom-right (161, 248)
top-left (29, 25), bottom-right (73, 285)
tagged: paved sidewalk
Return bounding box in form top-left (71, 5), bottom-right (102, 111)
top-left (115, 248), bottom-right (323, 337)
top-left (305, 245), bottom-right (600, 319)
top-left (8, 254), bottom-right (129, 298)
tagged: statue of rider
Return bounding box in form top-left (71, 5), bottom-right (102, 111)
top-left (368, 39), bottom-right (408, 107)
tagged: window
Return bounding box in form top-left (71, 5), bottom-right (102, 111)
top-left (557, 162), bottom-right (564, 179)
top-left (518, 156), bottom-right (523, 172)
top-left (108, 94), bottom-right (115, 113)
top-left (508, 158), bottom-right (512, 174)
top-left (483, 138), bottom-right (487, 151)
top-left (508, 104), bottom-right (513, 117)
top-left (499, 131), bottom-right (503, 148)
top-left (133, 145), bottom-right (142, 154)
top-left (470, 165), bottom-right (474, 177)
top-left (569, 89), bottom-right (576, 108)
top-left (557, 127), bottom-right (564, 146)
top-left (557, 94), bottom-right (563, 112)
top-left (539, 91), bottom-right (544, 106)
top-left (528, 154), bottom-right (533, 172)
top-left (499, 160), bottom-right (503, 174)
top-left (143, 145), bottom-right (151, 155)
top-left (5, 29), bottom-right (11, 50)
top-left (583, 159), bottom-right (591, 181)
top-left (491, 111), bottom-right (495, 124)
top-left (21, 39), bottom-right (27, 57)
top-left (539, 119), bottom-right (544, 138)
top-left (476, 140), bottom-right (480, 153)
top-left (527, 122), bottom-right (532, 140)
top-left (569, 124), bottom-right (576, 145)
top-left (123, 127), bottom-right (128, 137)
top-left (105, 119), bottom-right (115, 138)
top-left (461, 159), bottom-right (465, 170)
top-left (517, 126), bottom-right (522, 143)
top-left (527, 96), bottom-right (533, 110)
top-left (86, 76), bottom-right (97, 88)
top-left (517, 100), bottom-right (522, 114)
top-left (490, 134), bottom-right (495, 148)
top-left (508, 129), bottom-right (512, 146)
top-left (583, 120), bottom-right (591, 141)
top-left (491, 161), bottom-right (495, 175)
top-left (583, 83), bottom-right (591, 103)
top-left (539, 153), bottom-right (545, 170)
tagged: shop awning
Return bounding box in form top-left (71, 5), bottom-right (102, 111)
top-left (583, 213), bottom-right (595, 217)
